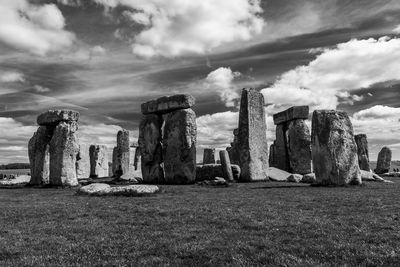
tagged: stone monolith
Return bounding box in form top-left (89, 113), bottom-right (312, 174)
top-left (311, 110), bottom-right (361, 186)
top-left (139, 114), bottom-right (164, 183)
top-left (89, 145), bottom-right (108, 178)
top-left (219, 150), bottom-right (234, 181)
top-left (49, 121), bottom-right (80, 186)
top-left (113, 129), bottom-right (130, 178)
top-left (203, 148), bottom-right (216, 164)
top-left (237, 88), bottom-right (269, 181)
top-left (76, 143), bottom-right (90, 179)
top-left (375, 146), bottom-right (392, 174)
top-left (163, 109), bottom-right (197, 184)
top-left (354, 134), bottom-right (370, 171)
top-left (287, 119), bottom-right (312, 174)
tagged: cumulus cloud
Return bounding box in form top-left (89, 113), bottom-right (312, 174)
top-left (204, 67), bottom-right (241, 107)
top-left (261, 37), bottom-right (400, 113)
top-left (0, 1), bottom-right (75, 56)
top-left (394, 25), bottom-right (400, 34)
top-left (93, 0), bottom-right (264, 58)
top-left (353, 105), bottom-right (400, 120)
top-left (0, 71), bottom-right (24, 83)
top-left (33, 85), bottom-right (51, 93)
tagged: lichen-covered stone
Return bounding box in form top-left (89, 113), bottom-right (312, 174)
top-left (89, 145), bottom-right (108, 178)
top-left (49, 121), bottom-right (80, 186)
top-left (139, 114), bottom-right (164, 183)
top-left (355, 134), bottom-right (370, 171)
top-left (311, 110), bottom-right (361, 186)
top-left (273, 106), bottom-right (309, 125)
top-left (141, 94), bottom-right (195, 115)
top-left (203, 148), bottom-right (216, 164)
top-left (267, 167), bottom-right (291, 181)
top-left (28, 126), bottom-right (53, 185)
top-left (237, 88), bottom-right (269, 181)
top-left (76, 143), bottom-right (90, 179)
top-left (196, 164), bottom-right (240, 181)
top-left (375, 146), bottom-right (392, 174)
top-left (78, 183), bottom-right (159, 196)
top-left (287, 119), bottom-right (312, 174)
top-left (37, 110), bottom-right (79, 126)
top-left (163, 109), bottom-right (197, 184)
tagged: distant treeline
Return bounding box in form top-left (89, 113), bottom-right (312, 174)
top-left (0, 163), bottom-right (30, 170)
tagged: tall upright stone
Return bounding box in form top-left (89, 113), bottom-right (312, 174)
top-left (203, 148), bottom-right (216, 164)
top-left (139, 114), bottom-right (164, 183)
top-left (28, 126), bottom-right (53, 185)
top-left (76, 143), bottom-right (90, 179)
top-left (268, 141), bottom-right (277, 168)
top-left (237, 88), bottom-right (269, 182)
top-left (311, 110), bottom-right (361, 186)
top-left (113, 129), bottom-right (130, 178)
top-left (287, 119), bottom-right (312, 174)
top-left (354, 134), bottom-right (370, 171)
top-left (89, 145), bottom-right (108, 178)
top-left (375, 146), bottom-right (392, 174)
top-left (219, 150), bottom-right (234, 181)
top-left (49, 121), bottom-right (80, 186)
top-left (274, 124), bottom-right (290, 171)
top-left (163, 109), bottom-right (197, 184)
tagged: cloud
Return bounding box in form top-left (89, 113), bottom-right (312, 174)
top-left (0, 1), bottom-right (75, 56)
top-left (394, 25), bottom-right (400, 34)
top-left (261, 37), bottom-right (400, 114)
top-left (93, 0), bottom-right (264, 58)
top-left (0, 71), bottom-right (24, 83)
top-left (204, 67), bottom-right (241, 107)
top-left (33, 85), bottom-right (51, 93)
top-left (353, 105), bottom-right (400, 120)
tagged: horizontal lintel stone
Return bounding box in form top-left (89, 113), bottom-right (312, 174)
top-left (273, 106), bottom-right (309, 125)
top-left (141, 94), bottom-right (195, 115)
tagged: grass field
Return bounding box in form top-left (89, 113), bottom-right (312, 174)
top-left (0, 180), bottom-right (400, 266)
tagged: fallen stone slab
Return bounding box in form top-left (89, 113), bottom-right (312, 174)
top-left (197, 177), bottom-right (228, 187)
top-left (37, 110), bottom-right (79, 126)
top-left (301, 173), bottom-right (316, 184)
top-left (141, 94), bottom-right (195, 115)
top-left (267, 167), bottom-right (291, 182)
top-left (287, 174), bottom-right (303, 183)
top-left (78, 183), bottom-right (159, 196)
top-left (273, 106), bottom-right (309, 125)
top-left (0, 175), bottom-right (30, 186)
top-left (381, 172), bottom-right (400, 178)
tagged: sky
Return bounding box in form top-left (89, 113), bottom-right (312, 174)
top-left (1, 0), bottom-right (400, 164)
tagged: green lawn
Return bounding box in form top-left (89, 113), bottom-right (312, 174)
top-left (1, 180), bottom-right (400, 266)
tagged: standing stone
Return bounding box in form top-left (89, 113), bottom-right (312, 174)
top-left (37, 110), bottom-right (79, 126)
top-left (76, 143), bottom-right (90, 179)
top-left (354, 134), bottom-right (370, 171)
top-left (275, 124), bottom-right (290, 172)
top-left (163, 109), bottom-right (197, 184)
top-left (49, 121), bottom-right (80, 186)
top-left (287, 119), bottom-right (312, 174)
top-left (219, 150), bottom-right (234, 181)
top-left (375, 147), bottom-right (392, 174)
top-left (113, 129), bottom-right (130, 178)
top-left (89, 145), bottom-right (108, 178)
top-left (139, 114), bottom-right (164, 183)
top-left (237, 88), bottom-right (269, 181)
top-left (268, 142), bottom-right (277, 168)
top-left (203, 148), bottom-right (216, 164)
top-left (28, 126), bottom-right (53, 185)
top-left (112, 147), bottom-right (117, 177)
top-left (132, 146), bottom-right (143, 179)
top-left (141, 94), bottom-right (195, 115)
top-left (311, 110), bottom-right (361, 186)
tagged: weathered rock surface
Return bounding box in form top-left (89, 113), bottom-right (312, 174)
top-left (78, 183), bottom-right (159, 196)
top-left (237, 88), bottom-right (269, 181)
top-left (0, 175), bottom-right (30, 185)
top-left (287, 119), bottom-right (312, 174)
top-left (274, 124), bottom-right (290, 172)
top-left (375, 147), bottom-right (392, 174)
top-left (113, 129), bottom-right (130, 178)
top-left (203, 148), bottom-right (216, 164)
top-left (139, 114), bottom-right (164, 183)
top-left (287, 174), bottom-right (303, 183)
top-left (163, 109), bottom-right (197, 184)
top-left (311, 110), bottom-right (361, 186)
top-left (267, 167), bottom-right (291, 182)
top-left (141, 94), bottom-right (195, 115)
top-left (49, 121), bottom-right (80, 186)
top-left (268, 142), bottom-right (277, 168)
top-left (302, 173), bottom-right (316, 184)
top-left (28, 126), bottom-right (52, 185)
top-left (131, 146), bottom-right (143, 179)
top-left (89, 145), bottom-right (108, 178)
top-left (197, 177), bottom-right (228, 186)
top-left (37, 110), bottom-right (79, 126)
top-left (355, 134), bottom-right (370, 171)
top-left (76, 143), bottom-right (90, 179)
top-left (196, 164), bottom-right (240, 181)
top-left (219, 150), bottom-right (234, 181)
top-left (273, 106), bottom-right (309, 125)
